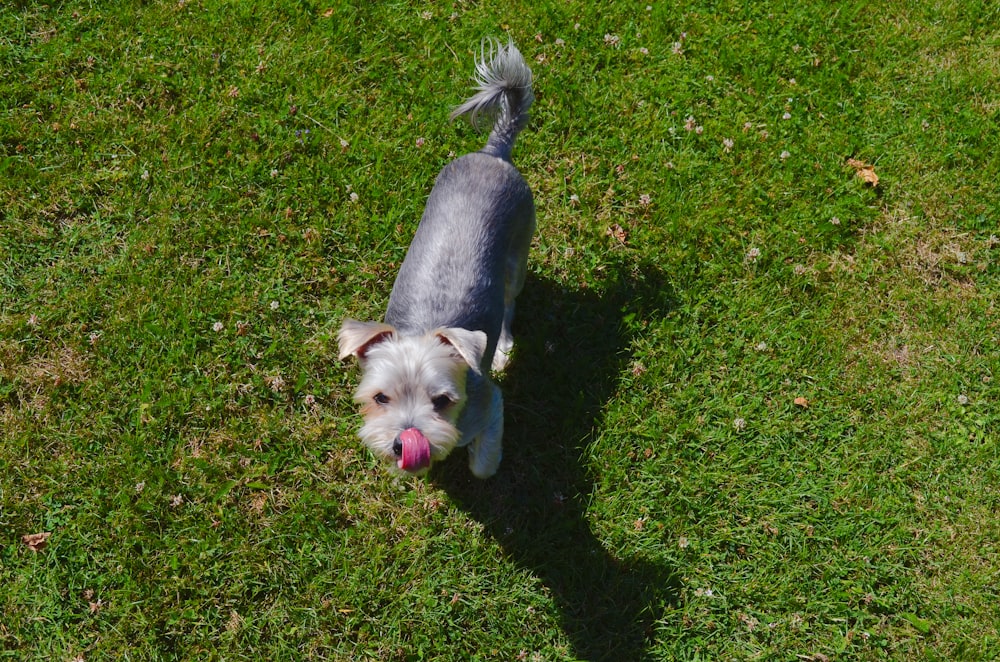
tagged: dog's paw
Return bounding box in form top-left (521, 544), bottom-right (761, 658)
top-left (468, 443), bottom-right (502, 479)
top-left (491, 346), bottom-right (512, 372)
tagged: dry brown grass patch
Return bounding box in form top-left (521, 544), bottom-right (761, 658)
top-left (26, 345), bottom-right (89, 389)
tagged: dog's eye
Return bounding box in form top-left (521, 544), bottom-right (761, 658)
top-left (373, 392), bottom-right (390, 405)
top-left (431, 394), bottom-right (454, 411)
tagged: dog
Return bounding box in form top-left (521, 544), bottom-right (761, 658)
top-left (338, 39), bottom-right (535, 479)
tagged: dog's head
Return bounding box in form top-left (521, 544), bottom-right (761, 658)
top-left (338, 319), bottom-right (486, 475)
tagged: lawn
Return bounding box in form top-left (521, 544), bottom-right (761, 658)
top-left (2, 1), bottom-right (998, 660)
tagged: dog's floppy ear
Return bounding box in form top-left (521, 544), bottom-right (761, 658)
top-left (338, 319), bottom-right (396, 360)
top-left (434, 327), bottom-right (487, 374)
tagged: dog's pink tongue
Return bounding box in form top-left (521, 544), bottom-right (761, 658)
top-left (398, 428), bottom-right (431, 472)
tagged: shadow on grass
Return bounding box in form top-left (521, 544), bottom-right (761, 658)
top-left (435, 256), bottom-right (681, 662)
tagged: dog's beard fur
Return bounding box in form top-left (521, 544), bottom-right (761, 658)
top-left (353, 334), bottom-right (470, 474)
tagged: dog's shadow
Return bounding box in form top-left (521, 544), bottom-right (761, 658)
top-left (435, 257), bottom-right (681, 661)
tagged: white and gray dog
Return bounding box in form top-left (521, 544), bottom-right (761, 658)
top-left (338, 40), bottom-right (535, 478)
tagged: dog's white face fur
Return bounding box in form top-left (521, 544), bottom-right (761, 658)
top-left (338, 320), bottom-right (486, 475)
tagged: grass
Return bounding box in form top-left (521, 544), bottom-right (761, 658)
top-left (2, 0), bottom-right (999, 660)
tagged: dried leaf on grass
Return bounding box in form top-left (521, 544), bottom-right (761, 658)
top-left (606, 223), bottom-right (628, 245)
top-left (846, 158), bottom-right (879, 187)
top-left (22, 532), bottom-right (51, 552)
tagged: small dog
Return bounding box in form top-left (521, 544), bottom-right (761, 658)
top-left (338, 40), bottom-right (535, 478)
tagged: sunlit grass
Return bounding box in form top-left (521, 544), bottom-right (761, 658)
top-left (2, 1), bottom-right (998, 660)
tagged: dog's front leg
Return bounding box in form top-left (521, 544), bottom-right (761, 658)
top-left (467, 382), bottom-right (504, 478)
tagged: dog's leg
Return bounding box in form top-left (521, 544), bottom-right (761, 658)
top-left (492, 208), bottom-right (535, 373)
top-left (467, 383), bottom-right (504, 478)
top-left (493, 298), bottom-right (516, 372)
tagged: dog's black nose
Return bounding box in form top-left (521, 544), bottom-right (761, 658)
top-left (392, 437), bottom-right (403, 457)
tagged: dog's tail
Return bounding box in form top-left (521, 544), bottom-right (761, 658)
top-left (450, 39), bottom-right (534, 162)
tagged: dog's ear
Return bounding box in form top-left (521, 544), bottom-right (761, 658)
top-left (434, 327), bottom-right (487, 374)
top-left (338, 319), bottom-right (396, 361)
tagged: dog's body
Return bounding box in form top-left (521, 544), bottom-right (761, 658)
top-left (339, 40), bottom-right (535, 478)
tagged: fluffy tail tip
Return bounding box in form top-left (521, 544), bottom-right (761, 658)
top-left (449, 38), bottom-right (534, 133)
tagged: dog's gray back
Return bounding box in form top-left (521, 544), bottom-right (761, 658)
top-left (385, 153), bottom-right (533, 366)
top-left (384, 40), bottom-right (535, 372)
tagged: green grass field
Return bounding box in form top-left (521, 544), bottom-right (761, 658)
top-left (2, 1), bottom-right (999, 660)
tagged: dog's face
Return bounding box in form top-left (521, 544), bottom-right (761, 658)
top-left (338, 320), bottom-right (486, 475)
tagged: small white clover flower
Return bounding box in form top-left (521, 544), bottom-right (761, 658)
top-left (270, 300), bottom-right (279, 310)
top-left (212, 321), bottom-right (224, 332)
top-left (639, 193), bottom-right (652, 206)
top-left (782, 112), bottom-right (792, 120)
top-left (734, 417), bottom-right (747, 431)
top-left (780, 150), bottom-right (791, 160)
top-left (746, 247), bottom-right (761, 261)
top-left (722, 137), bottom-right (734, 152)
top-left (957, 394), bottom-right (969, 405)
top-left (267, 374), bottom-right (285, 393)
